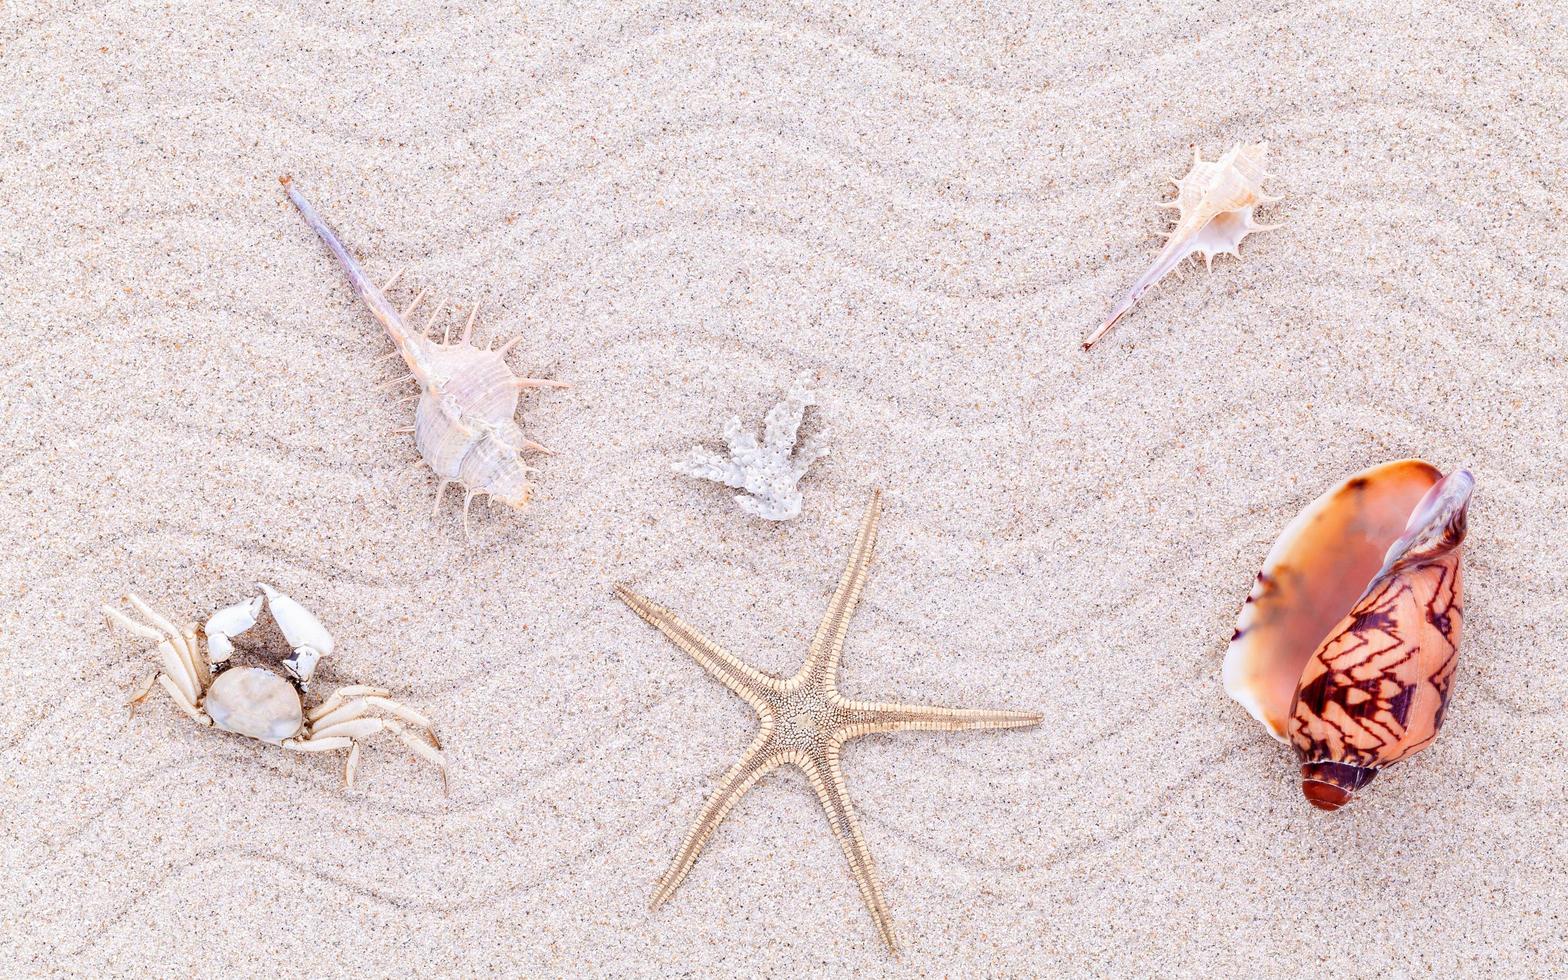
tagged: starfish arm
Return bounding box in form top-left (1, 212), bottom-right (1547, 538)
top-left (800, 490), bottom-right (882, 683)
top-left (803, 744), bottom-right (899, 955)
top-left (615, 586), bottom-right (780, 706)
top-left (652, 732), bottom-right (783, 910)
top-left (839, 698), bottom-right (1043, 738)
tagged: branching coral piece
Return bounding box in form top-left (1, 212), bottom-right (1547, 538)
top-left (674, 374), bottom-right (829, 521)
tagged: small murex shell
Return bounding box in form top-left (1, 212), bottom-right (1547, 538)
top-left (1085, 142), bottom-right (1281, 348)
top-left (282, 178), bottom-right (569, 534)
top-left (1224, 460), bottom-right (1474, 811)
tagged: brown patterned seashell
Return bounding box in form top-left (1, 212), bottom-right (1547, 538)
top-left (1085, 142), bottom-right (1281, 349)
top-left (281, 178), bottom-right (568, 534)
top-left (1224, 460), bottom-right (1474, 811)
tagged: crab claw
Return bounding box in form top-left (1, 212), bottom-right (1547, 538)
top-left (283, 647), bottom-right (322, 687)
top-left (258, 583), bottom-right (334, 684)
top-left (205, 594), bottom-right (264, 664)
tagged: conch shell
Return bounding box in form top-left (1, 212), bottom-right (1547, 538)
top-left (1085, 142), bottom-right (1280, 349)
top-left (282, 178), bottom-right (568, 533)
top-left (1224, 460), bottom-right (1474, 811)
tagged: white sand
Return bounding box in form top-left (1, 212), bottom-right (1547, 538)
top-left (3, 1), bottom-right (1566, 974)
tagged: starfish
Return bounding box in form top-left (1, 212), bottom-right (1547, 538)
top-left (614, 490), bottom-right (1041, 955)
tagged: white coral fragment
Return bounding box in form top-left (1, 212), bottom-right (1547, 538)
top-left (674, 375), bottom-right (830, 521)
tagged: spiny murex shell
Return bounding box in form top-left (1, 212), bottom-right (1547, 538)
top-left (1224, 460), bottom-right (1474, 811)
top-left (1085, 142), bottom-right (1280, 349)
top-left (205, 666), bottom-right (304, 745)
top-left (282, 178), bottom-right (568, 531)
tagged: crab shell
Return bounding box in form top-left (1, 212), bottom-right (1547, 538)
top-left (204, 666), bottom-right (304, 745)
top-left (1224, 460), bottom-right (1474, 811)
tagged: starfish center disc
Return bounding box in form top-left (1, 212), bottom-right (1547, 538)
top-left (775, 693), bottom-right (837, 747)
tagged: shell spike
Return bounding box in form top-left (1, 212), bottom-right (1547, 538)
top-left (461, 489), bottom-right (481, 539)
top-left (375, 373), bottom-right (417, 391)
top-left (462, 302), bottom-right (480, 344)
top-left (422, 299), bottom-right (446, 339)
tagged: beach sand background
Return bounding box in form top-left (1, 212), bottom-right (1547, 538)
top-left (3, 1), bottom-right (1565, 974)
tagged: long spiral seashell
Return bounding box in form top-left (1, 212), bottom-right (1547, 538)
top-left (282, 178), bottom-right (568, 534)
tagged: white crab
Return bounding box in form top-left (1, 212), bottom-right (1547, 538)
top-left (103, 584), bottom-right (446, 791)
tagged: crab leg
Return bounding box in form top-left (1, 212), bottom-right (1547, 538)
top-left (385, 719), bottom-right (448, 792)
top-left (307, 686), bottom-right (392, 722)
top-left (283, 735), bottom-right (353, 751)
top-left (295, 716), bottom-right (446, 791)
top-left (125, 672), bottom-right (159, 715)
top-left (105, 600), bottom-right (210, 722)
top-left (310, 717), bottom-right (386, 741)
top-left (310, 698), bottom-right (370, 731)
top-left (183, 626), bottom-right (208, 687)
top-left (157, 675), bottom-right (210, 726)
top-left (124, 594), bottom-right (206, 693)
top-left (157, 640), bottom-right (200, 707)
top-left (126, 594), bottom-right (187, 658)
top-left (364, 696), bottom-right (435, 733)
top-left (311, 695), bottom-right (441, 748)
top-left (385, 719), bottom-right (444, 765)
top-left (345, 741), bottom-right (362, 789)
top-left (103, 605), bottom-right (160, 642)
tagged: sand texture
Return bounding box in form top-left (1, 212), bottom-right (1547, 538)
top-left (3, 0), bottom-right (1566, 975)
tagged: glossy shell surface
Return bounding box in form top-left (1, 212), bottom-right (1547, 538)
top-left (415, 342), bottom-right (534, 506)
top-left (1224, 460), bottom-right (1473, 811)
top-left (1224, 460), bottom-right (1441, 740)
